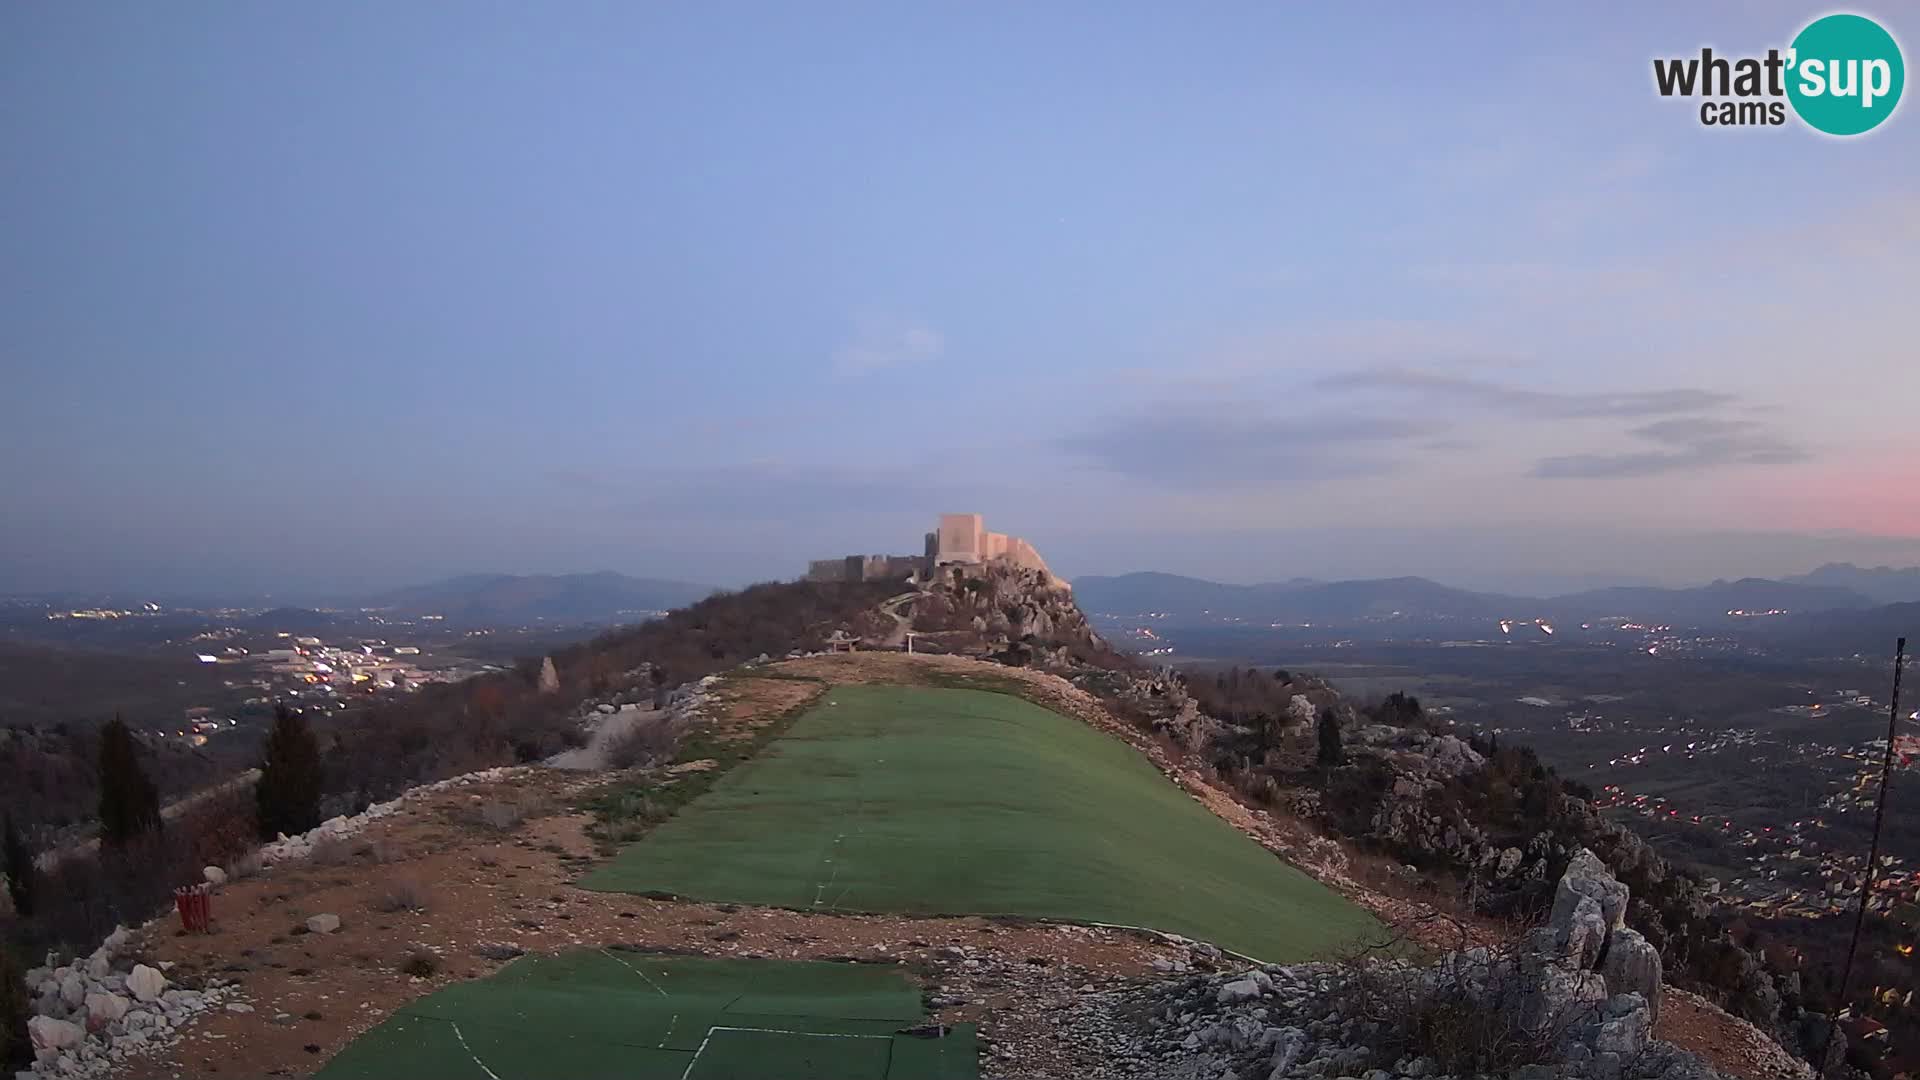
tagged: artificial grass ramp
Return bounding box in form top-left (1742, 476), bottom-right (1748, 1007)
top-left (316, 951), bottom-right (975, 1080)
top-left (582, 684), bottom-right (1378, 960)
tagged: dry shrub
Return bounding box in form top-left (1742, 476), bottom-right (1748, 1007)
top-left (605, 715), bottom-right (681, 770)
top-left (399, 948), bottom-right (440, 977)
top-left (1334, 928), bottom-right (1604, 1075)
top-left (309, 833), bottom-right (358, 866)
top-left (471, 798), bottom-right (529, 832)
top-left (176, 787), bottom-right (257, 871)
top-left (372, 878), bottom-right (430, 914)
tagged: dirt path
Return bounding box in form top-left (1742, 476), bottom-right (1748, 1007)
top-left (874, 590), bottom-right (921, 648)
top-left (544, 704), bottom-right (669, 770)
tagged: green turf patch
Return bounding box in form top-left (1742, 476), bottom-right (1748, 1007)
top-left (581, 685), bottom-right (1380, 961)
top-left (581, 674), bottom-right (828, 845)
top-left (316, 953), bottom-right (973, 1080)
top-left (685, 1028), bottom-right (891, 1079)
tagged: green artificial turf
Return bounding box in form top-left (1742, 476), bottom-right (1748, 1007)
top-left (315, 951), bottom-right (975, 1080)
top-left (581, 684), bottom-right (1380, 961)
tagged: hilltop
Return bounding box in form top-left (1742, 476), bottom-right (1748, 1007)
top-left (3, 560), bottom-right (1845, 1079)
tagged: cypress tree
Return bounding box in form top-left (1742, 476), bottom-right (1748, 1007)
top-left (1316, 707), bottom-right (1345, 767)
top-left (98, 716), bottom-right (161, 846)
top-left (1, 815), bottom-right (31, 918)
top-left (256, 705), bottom-right (323, 841)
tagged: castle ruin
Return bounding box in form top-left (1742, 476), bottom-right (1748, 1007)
top-left (804, 513), bottom-right (1057, 584)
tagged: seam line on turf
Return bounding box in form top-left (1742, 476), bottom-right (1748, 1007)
top-left (600, 947), bottom-right (671, 997)
top-left (680, 1024), bottom-right (896, 1079)
top-left (449, 1021), bottom-right (503, 1080)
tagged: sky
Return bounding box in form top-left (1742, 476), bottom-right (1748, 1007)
top-left (4, 2), bottom-right (1918, 598)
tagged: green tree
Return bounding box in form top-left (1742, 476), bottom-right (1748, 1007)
top-left (1316, 707), bottom-right (1344, 767)
top-left (98, 716), bottom-right (161, 846)
top-left (256, 705), bottom-right (323, 841)
top-left (1, 815), bottom-right (31, 918)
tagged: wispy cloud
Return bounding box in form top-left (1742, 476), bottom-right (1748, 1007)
top-left (1317, 368), bottom-right (1734, 419)
top-left (832, 314), bottom-right (943, 376)
top-left (1060, 409), bottom-right (1445, 488)
top-left (1534, 417), bottom-right (1809, 479)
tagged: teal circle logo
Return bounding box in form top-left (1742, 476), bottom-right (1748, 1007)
top-left (1787, 13), bottom-right (1904, 135)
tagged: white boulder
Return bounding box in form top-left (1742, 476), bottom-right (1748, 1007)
top-left (85, 991), bottom-right (130, 1025)
top-left (126, 964), bottom-right (167, 1003)
top-left (28, 1016), bottom-right (83, 1052)
top-left (306, 913), bottom-right (341, 934)
top-left (203, 865), bottom-right (228, 886)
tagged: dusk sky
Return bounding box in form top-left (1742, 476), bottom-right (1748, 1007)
top-left (5, 2), bottom-right (1918, 598)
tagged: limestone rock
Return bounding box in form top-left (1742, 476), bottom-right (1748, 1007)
top-left (306, 913), bottom-right (342, 934)
top-left (28, 1016), bottom-right (83, 1052)
top-left (126, 964), bottom-right (167, 1003)
top-left (1564, 895), bottom-right (1608, 969)
top-left (1216, 977), bottom-right (1263, 1005)
top-left (1593, 996), bottom-right (1652, 1055)
top-left (84, 991), bottom-right (130, 1025)
top-left (203, 865), bottom-right (228, 886)
top-left (1496, 846), bottom-right (1524, 877)
top-left (1599, 927), bottom-right (1664, 1021)
top-left (1552, 848), bottom-right (1630, 933)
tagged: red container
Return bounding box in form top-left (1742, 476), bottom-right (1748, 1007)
top-left (174, 884), bottom-right (212, 933)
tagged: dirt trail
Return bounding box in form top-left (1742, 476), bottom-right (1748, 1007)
top-left (874, 589), bottom-right (921, 648)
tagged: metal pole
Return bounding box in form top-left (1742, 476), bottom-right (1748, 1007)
top-left (1827, 637), bottom-right (1907, 1077)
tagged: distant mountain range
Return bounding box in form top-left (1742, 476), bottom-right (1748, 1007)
top-left (357, 572), bottom-right (717, 624)
top-left (1782, 563), bottom-right (1920, 605)
top-left (1071, 571), bottom-right (1883, 627)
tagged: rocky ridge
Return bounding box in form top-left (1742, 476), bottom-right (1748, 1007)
top-left (1048, 852), bottom-right (1812, 1080)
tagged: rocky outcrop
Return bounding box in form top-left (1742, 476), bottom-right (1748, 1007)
top-left (918, 562), bottom-right (1109, 668)
top-left (20, 926), bottom-right (246, 1078)
top-left (1087, 852), bottom-right (1792, 1080)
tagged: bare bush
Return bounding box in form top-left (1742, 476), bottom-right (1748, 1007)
top-left (472, 798), bottom-right (526, 832)
top-left (399, 948), bottom-right (440, 977)
top-left (1333, 927), bottom-right (1609, 1075)
top-left (372, 878), bottom-right (430, 914)
top-left (605, 716), bottom-right (680, 770)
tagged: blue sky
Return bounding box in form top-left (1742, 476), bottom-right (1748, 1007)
top-left (4, 2), bottom-right (1918, 596)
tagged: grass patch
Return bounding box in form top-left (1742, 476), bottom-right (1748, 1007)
top-left (581, 684), bottom-right (1381, 962)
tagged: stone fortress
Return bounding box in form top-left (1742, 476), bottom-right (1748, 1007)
top-left (805, 513), bottom-right (1057, 584)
